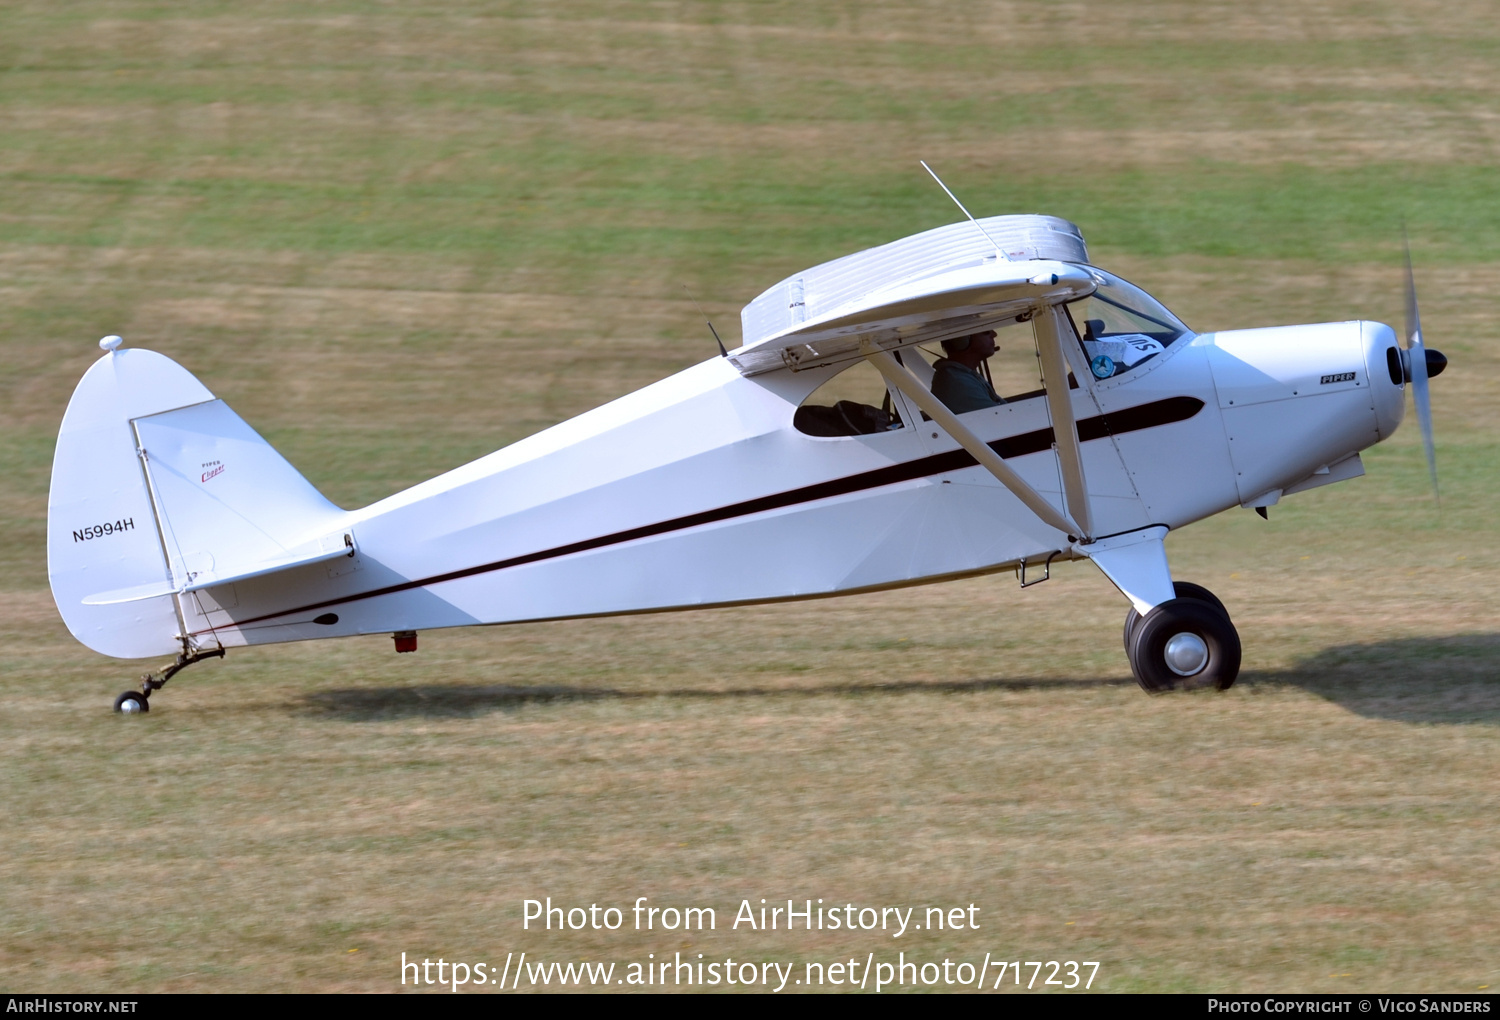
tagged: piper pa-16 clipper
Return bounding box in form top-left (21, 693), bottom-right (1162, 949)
top-left (49, 187), bottom-right (1445, 711)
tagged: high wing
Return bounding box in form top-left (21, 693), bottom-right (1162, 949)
top-left (729, 213), bottom-right (1103, 543)
top-left (729, 213), bottom-right (1096, 376)
top-left (727, 257), bottom-right (1096, 376)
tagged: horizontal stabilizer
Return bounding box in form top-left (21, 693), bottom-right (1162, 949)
top-left (81, 579), bottom-right (177, 606)
top-left (182, 531), bottom-right (355, 592)
top-left (83, 532), bottom-right (355, 605)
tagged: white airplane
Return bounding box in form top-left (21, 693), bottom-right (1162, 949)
top-left (48, 198), bottom-right (1445, 712)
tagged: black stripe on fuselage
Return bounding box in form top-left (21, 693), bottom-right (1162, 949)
top-left (219, 396), bottom-right (1203, 630)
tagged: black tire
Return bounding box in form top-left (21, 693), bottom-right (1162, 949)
top-left (1123, 605), bottom-right (1140, 656)
top-left (114, 690), bottom-right (149, 714)
top-left (1170, 581), bottom-right (1229, 619)
top-left (1123, 582), bottom-right (1230, 654)
top-left (1128, 597), bottom-right (1241, 694)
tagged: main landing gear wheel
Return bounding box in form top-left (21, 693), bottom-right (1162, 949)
top-left (1122, 581), bottom-right (1230, 654)
top-left (1127, 596), bottom-right (1241, 693)
top-left (113, 690), bottom-right (149, 714)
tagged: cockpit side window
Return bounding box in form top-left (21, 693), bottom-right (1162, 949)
top-left (793, 315), bottom-right (1055, 435)
top-left (793, 358), bottom-right (905, 437)
top-left (1067, 269), bottom-right (1191, 381)
top-left (917, 314), bottom-right (1048, 411)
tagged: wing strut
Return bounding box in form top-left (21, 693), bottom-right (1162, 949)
top-left (1033, 306), bottom-right (1093, 540)
top-left (862, 344), bottom-right (1082, 540)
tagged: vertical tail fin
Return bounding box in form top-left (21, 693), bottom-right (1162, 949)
top-left (48, 347), bottom-right (347, 658)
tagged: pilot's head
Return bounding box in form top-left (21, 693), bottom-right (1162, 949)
top-left (941, 329), bottom-right (997, 362)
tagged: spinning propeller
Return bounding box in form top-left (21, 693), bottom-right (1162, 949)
top-left (1402, 235), bottom-right (1447, 502)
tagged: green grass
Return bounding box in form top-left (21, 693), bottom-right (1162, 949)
top-left (6, 161), bottom-right (1497, 268)
top-left (2, 0), bottom-right (1500, 994)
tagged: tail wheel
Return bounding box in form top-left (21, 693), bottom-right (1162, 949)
top-left (1123, 581), bottom-right (1231, 654)
top-left (113, 691), bottom-right (149, 714)
top-left (1128, 597), bottom-right (1241, 693)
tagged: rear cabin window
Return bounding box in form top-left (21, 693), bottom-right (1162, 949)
top-left (793, 359), bottom-right (904, 437)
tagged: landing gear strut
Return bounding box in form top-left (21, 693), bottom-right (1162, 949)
top-left (113, 647), bottom-right (226, 714)
top-left (1082, 528), bottom-right (1240, 694)
top-left (1124, 584), bottom-right (1240, 693)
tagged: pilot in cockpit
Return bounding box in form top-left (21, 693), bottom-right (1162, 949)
top-left (930, 329), bottom-right (1004, 414)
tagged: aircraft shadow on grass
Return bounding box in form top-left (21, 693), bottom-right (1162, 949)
top-left (300, 635), bottom-right (1500, 725)
top-left (1238, 633), bottom-right (1500, 726)
top-left (298, 674), bottom-right (1114, 720)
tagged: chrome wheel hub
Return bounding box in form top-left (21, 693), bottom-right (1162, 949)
top-left (1164, 632), bottom-right (1209, 676)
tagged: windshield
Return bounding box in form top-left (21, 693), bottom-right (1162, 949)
top-left (1069, 269), bottom-right (1191, 380)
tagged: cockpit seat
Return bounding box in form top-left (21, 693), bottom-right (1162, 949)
top-left (793, 400), bottom-right (898, 437)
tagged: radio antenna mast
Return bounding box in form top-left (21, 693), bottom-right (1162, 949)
top-left (920, 160), bottom-right (1008, 261)
top-left (683, 285), bottom-right (728, 357)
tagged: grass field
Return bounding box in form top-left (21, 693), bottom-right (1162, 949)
top-left (2, 0), bottom-right (1499, 993)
